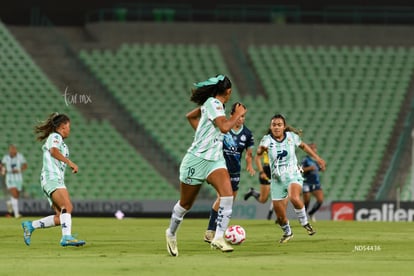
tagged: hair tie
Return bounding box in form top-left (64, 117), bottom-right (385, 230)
top-left (194, 74), bottom-right (225, 88)
top-left (52, 113), bottom-right (60, 127)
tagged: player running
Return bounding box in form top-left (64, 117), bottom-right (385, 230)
top-left (302, 143), bottom-right (324, 222)
top-left (165, 75), bottom-right (246, 256)
top-left (255, 114), bottom-right (326, 243)
top-left (21, 113), bottom-right (85, 247)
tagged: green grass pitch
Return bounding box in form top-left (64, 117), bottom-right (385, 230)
top-left (1, 217), bottom-right (413, 275)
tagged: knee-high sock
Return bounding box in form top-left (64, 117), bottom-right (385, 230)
top-left (207, 208), bottom-right (218, 231)
top-left (295, 207), bottom-right (309, 226)
top-left (10, 197), bottom-right (19, 217)
top-left (167, 201), bottom-right (188, 236)
top-left (308, 201), bottom-right (323, 216)
top-left (281, 221), bottom-right (292, 236)
top-left (32, 215), bottom-right (56, 228)
top-left (214, 196), bottom-right (233, 239)
top-left (60, 213), bottom-right (72, 236)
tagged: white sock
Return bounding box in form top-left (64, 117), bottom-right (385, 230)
top-left (295, 207), bottom-right (309, 226)
top-left (60, 213), bottom-right (72, 236)
top-left (167, 201), bottom-right (188, 236)
top-left (32, 215), bottom-right (56, 229)
top-left (10, 197), bottom-right (19, 217)
top-left (281, 221), bottom-right (292, 235)
top-left (214, 196), bottom-right (233, 239)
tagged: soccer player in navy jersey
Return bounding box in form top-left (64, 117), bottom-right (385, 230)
top-left (301, 143), bottom-right (324, 222)
top-left (203, 102), bottom-right (255, 243)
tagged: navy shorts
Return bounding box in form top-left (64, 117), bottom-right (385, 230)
top-left (229, 174), bottom-right (241, 191)
top-left (303, 182), bottom-right (322, 193)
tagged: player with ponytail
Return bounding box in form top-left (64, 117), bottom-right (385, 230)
top-left (166, 75), bottom-right (246, 256)
top-left (21, 112), bottom-right (85, 247)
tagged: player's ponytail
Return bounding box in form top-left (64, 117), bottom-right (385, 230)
top-left (190, 74), bottom-right (232, 105)
top-left (35, 112), bottom-right (70, 141)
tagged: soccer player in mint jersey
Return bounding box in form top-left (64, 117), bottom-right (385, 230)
top-left (203, 102), bottom-right (255, 243)
top-left (21, 113), bottom-right (85, 247)
top-left (302, 143), bottom-right (324, 222)
top-left (1, 145), bottom-right (27, 218)
top-left (255, 114), bottom-right (326, 243)
top-left (2, 144), bottom-right (27, 218)
top-left (166, 75), bottom-right (246, 256)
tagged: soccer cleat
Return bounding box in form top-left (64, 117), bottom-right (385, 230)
top-left (243, 187), bottom-right (255, 201)
top-left (60, 235), bottom-right (86, 247)
top-left (279, 233), bottom-right (294, 243)
top-left (22, 221), bottom-right (35, 246)
top-left (211, 237), bottom-right (234, 252)
top-left (165, 229), bottom-right (178, 257)
top-left (310, 214), bottom-right (317, 223)
top-left (303, 223), bottom-right (316, 235)
top-left (204, 230), bottom-right (215, 243)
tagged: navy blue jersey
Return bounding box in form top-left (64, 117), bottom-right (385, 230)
top-left (223, 125), bottom-right (254, 175)
top-left (301, 156), bottom-right (320, 184)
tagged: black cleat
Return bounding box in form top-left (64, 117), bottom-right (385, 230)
top-left (303, 223), bottom-right (316, 235)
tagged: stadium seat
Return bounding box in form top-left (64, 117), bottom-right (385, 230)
top-left (247, 45), bottom-right (413, 200)
top-left (0, 22), bottom-right (179, 200)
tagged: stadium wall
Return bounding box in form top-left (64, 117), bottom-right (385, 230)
top-left (0, 198), bottom-right (332, 220)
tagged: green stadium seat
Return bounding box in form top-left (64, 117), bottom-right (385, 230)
top-left (247, 44), bottom-right (413, 201)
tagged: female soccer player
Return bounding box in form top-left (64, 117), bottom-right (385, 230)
top-left (21, 113), bottom-right (85, 247)
top-left (255, 114), bottom-right (326, 243)
top-left (302, 143), bottom-right (324, 222)
top-left (1, 144), bottom-right (27, 218)
top-left (165, 75), bottom-right (246, 256)
top-left (202, 102), bottom-right (255, 243)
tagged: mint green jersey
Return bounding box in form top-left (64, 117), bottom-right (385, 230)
top-left (41, 132), bottom-right (69, 182)
top-left (187, 97), bottom-right (226, 161)
top-left (259, 131), bottom-right (302, 179)
top-left (2, 152), bottom-right (26, 187)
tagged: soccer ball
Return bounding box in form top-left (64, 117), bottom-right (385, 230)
top-left (224, 225), bottom-right (246, 245)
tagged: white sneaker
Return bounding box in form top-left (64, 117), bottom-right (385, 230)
top-left (204, 230), bottom-right (215, 243)
top-left (165, 229), bottom-right (178, 257)
top-left (310, 214), bottom-right (317, 222)
top-left (211, 237), bottom-right (234, 252)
